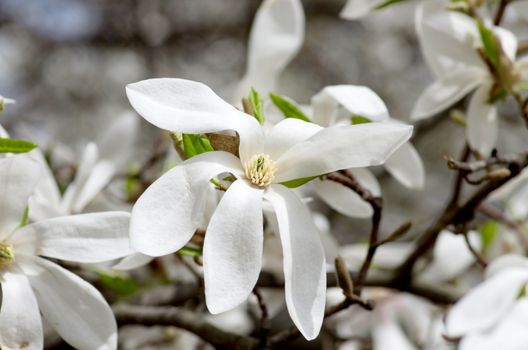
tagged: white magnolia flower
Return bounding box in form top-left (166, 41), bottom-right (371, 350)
top-left (307, 85), bottom-right (425, 218)
top-left (29, 112), bottom-right (139, 220)
top-left (328, 289), bottom-right (440, 350)
top-left (232, 0), bottom-right (304, 103)
top-left (411, 0), bottom-right (528, 156)
top-left (125, 78), bottom-right (412, 339)
top-left (339, 0), bottom-right (402, 20)
top-left (445, 255), bottom-right (528, 350)
top-left (0, 155), bottom-right (133, 350)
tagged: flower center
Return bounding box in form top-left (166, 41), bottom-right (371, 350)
top-left (0, 242), bottom-right (15, 269)
top-left (244, 154), bottom-right (277, 187)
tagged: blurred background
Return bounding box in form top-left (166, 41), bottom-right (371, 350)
top-left (1, 0), bottom-right (527, 252)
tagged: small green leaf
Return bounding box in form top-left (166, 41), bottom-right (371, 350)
top-left (477, 20), bottom-right (498, 67)
top-left (0, 138), bottom-right (37, 153)
top-left (177, 246), bottom-right (203, 257)
top-left (374, 0), bottom-right (411, 10)
top-left (19, 207), bottom-right (29, 227)
top-left (281, 176), bottom-right (317, 188)
top-left (351, 115), bottom-right (372, 125)
top-left (249, 88), bottom-right (265, 125)
top-left (182, 134), bottom-right (214, 158)
top-left (269, 93), bottom-right (311, 122)
top-left (480, 220), bottom-right (497, 254)
top-left (97, 271), bottom-right (141, 297)
top-left (487, 89), bottom-right (508, 104)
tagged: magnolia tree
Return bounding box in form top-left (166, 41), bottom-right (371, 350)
top-left (1, 0), bottom-right (528, 349)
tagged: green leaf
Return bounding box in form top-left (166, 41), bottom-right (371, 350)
top-left (177, 246), bottom-right (203, 257)
top-left (487, 89), bottom-right (508, 104)
top-left (281, 176), bottom-right (317, 188)
top-left (480, 220), bottom-right (497, 254)
top-left (269, 93), bottom-right (311, 122)
top-left (0, 138), bottom-right (37, 153)
top-left (374, 0), bottom-right (411, 10)
top-left (351, 115), bottom-right (372, 125)
top-left (182, 134), bottom-right (214, 158)
top-left (249, 88), bottom-right (265, 125)
top-left (477, 20), bottom-right (498, 67)
top-left (19, 207), bottom-right (29, 227)
top-left (97, 271), bottom-right (141, 297)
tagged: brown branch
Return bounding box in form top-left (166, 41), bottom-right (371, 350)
top-left (321, 171), bottom-right (383, 294)
top-left (463, 232), bottom-right (488, 268)
top-left (494, 0), bottom-right (509, 25)
top-left (252, 288), bottom-right (270, 346)
top-left (113, 304), bottom-right (260, 350)
top-left (392, 151), bottom-right (528, 287)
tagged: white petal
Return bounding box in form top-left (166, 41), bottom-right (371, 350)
top-left (312, 85), bottom-right (390, 124)
top-left (485, 254), bottom-right (528, 279)
top-left (15, 212), bottom-right (133, 263)
top-left (264, 184), bottom-right (326, 340)
top-left (204, 180), bottom-right (263, 314)
top-left (340, 243), bottom-right (414, 271)
top-left (126, 78), bottom-right (263, 163)
top-left (19, 256), bottom-right (117, 350)
top-left (339, 0), bottom-right (385, 20)
top-left (417, 4), bottom-right (484, 77)
top-left (460, 299), bottom-right (528, 350)
top-left (264, 118), bottom-right (322, 160)
top-left (446, 267), bottom-right (528, 337)
top-left (131, 151), bottom-right (242, 256)
top-left (0, 123), bottom-right (8, 138)
top-left (421, 230), bottom-right (480, 283)
top-left (97, 111), bottom-right (139, 168)
top-left (274, 123), bottom-right (412, 183)
top-left (313, 168), bottom-right (380, 218)
top-left (233, 0), bottom-right (304, 102)
top-left (494, 27), bottom-right (518, 62)
top-left (411, 69), bottom-right (486, 121)
top-left (372, 320), bottom-right (417, 350)
top-left (0, 155), bottom-right (41, 239)
top-left (0, 269), bottom-right (43, 350)
top-left (60, 142), bottom-right (99, 214)
top-left (28, 149), bottom-right (61, 215)
top-left (383, 141), bottom-right (425, 189)
top-left (113, 252), bottom-right (154, 270)
top-left (466, 82), bottom-right (498, 157)
top-left (71, 160), bottom-right (116, 213)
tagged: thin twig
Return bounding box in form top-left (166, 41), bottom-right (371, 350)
top-left (251, 288), bottom-right (270, 346)
top-left (478, 203), bottom-right (528, 250)
top-left (494, 0), bottom-right (509, 25)
top-left (114, 304), bottom-right (260, 350)
top-left (463, 232), bottom-right (488, 268)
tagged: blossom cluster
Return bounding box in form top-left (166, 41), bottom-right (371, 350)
top-left (0, 0), bottom-right (528, 349)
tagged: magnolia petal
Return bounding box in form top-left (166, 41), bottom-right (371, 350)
top-left (113, 252), bottom-right (154, 270)
top-left (131, 151), bottom-right (242, 257)
top-left (460, 299), bottom-right (528, 350)
top-left (340, 243), bottom-right (414, 271)
top-left (0, 269), bottom-right (43, 350)
top-left (421, 230), bottom-right (480, 283)
top-left (20, 256), bottom-right (117, 350)
top-left (71, 160), bottom-right (116, 213)
top-left (274, 123), bottom-right (412, 183)
top-left (16, 212), bottom-right (132, 263)
top-left (204, 180), bottom-right (263, 314)
top-left (0, 122), bottom-right (8, 138)
top-left (28, 149), bottom-right (61, 215)
top-left (233, 0), bottom-right (304, 102)
top-left (494, 27), bottom-right (518, 62)
top-left (466, 82), bottom-right (498, 157)
top-left (60, 142), bottom-right (99, 214)
top-left (311, 85), bottom-right (389, 124)
top-left (411, 69), bottom-right (486, 121)
top-left (485, 254), bottom-right (528, 279)
top-left (264, 118), bottom-right (322, 161)
top-left (264, 184), bottom-right (326, 340)
top-left (372, 319), bottom-right (417, 350)
top-left (417, 3), bottom-right (484, 77)
top-left (126, 78), bottom-right (263, 163)
top-left (383, 142), bottom-right (425, 189)
top-left (339, 0), bottom-right (385, 20)
top-left (0, 156), bottom-right (41, 239)
top-left (97, 111), bottom-right (139, 168)
top-left (446, 267), bottom-right (528, 337)
top-left (313, 168), bottom-right (380, 218)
